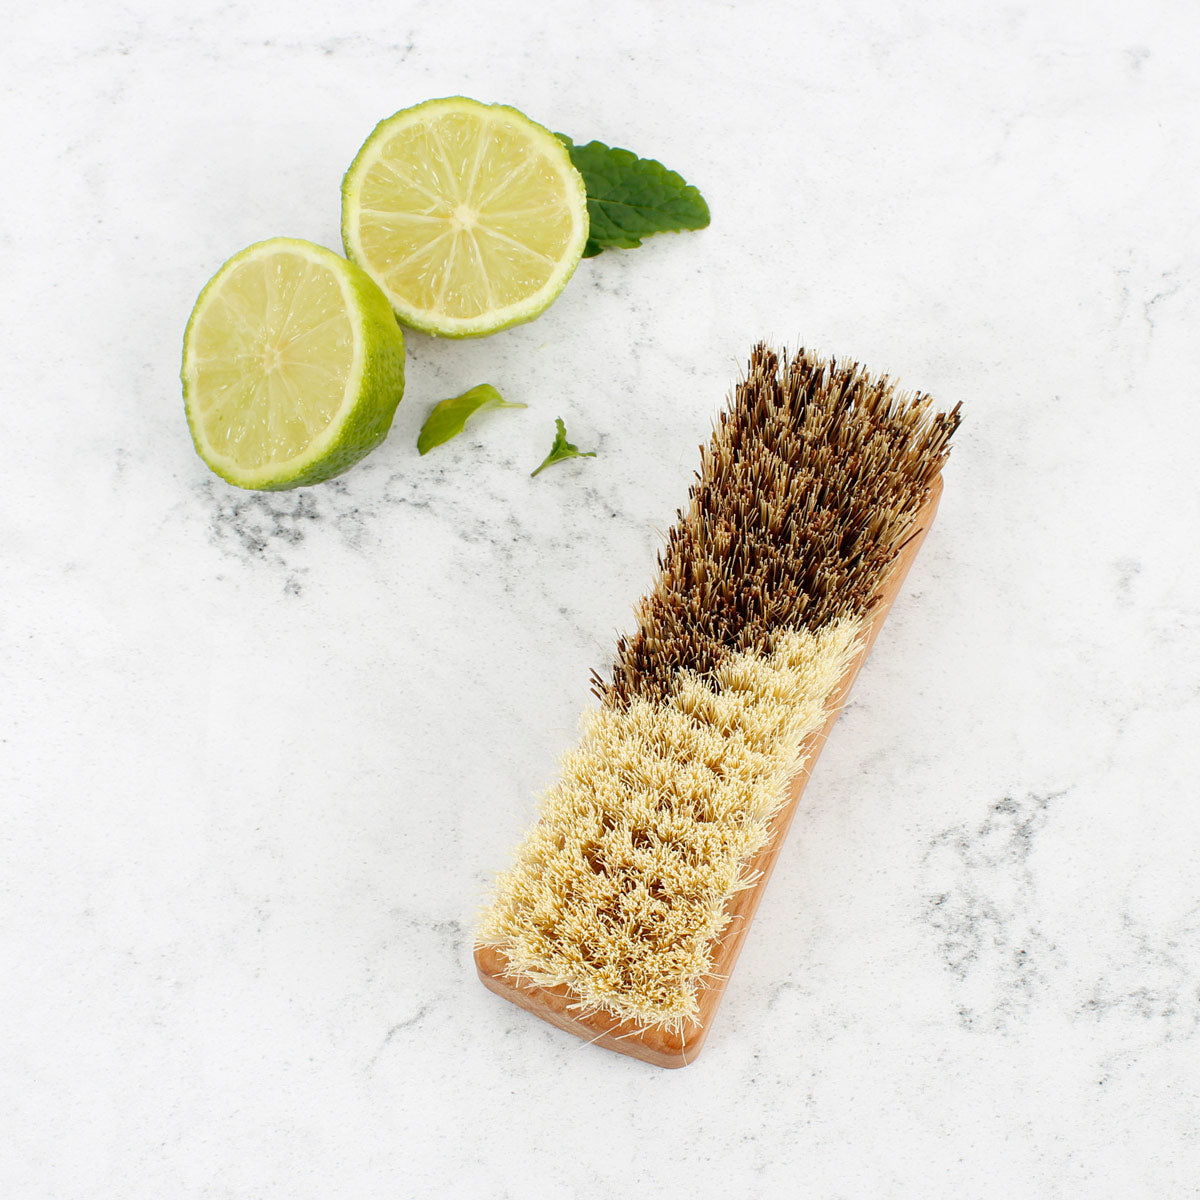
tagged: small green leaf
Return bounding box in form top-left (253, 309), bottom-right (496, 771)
top-left (558, 134), bottom-right (709, 255)
top-left (531, 417), bottom-right (597, 477)
top-left (417, 384), bottom-right (525, 455)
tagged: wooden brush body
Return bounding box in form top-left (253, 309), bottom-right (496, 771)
top-left (476, 346), bottom-right (959, 1066)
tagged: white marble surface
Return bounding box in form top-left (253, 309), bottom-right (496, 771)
top-left (4, 1), bottom-right (1200, 1195)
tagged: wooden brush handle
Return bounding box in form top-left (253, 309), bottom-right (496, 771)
top-left (475, 475), bottom-right (944, 1067)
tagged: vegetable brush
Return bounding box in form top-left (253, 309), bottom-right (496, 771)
top-left (476, 343), bottom-right (961, 1067)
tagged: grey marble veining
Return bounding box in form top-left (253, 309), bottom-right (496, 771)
top-left (3, 1), bottom-right (1200, 1196)
top-left (922, 791), bottom-right (1064, 1032)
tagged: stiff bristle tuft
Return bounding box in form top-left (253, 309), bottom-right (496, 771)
top-left (599, 343), bottom-right (960, 706)
top-left (478, 622), bottom-right (864, 1029)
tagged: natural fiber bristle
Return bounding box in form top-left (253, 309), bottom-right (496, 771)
top-left (477, 622), bottom-right (864, 1029)
top-left (479, 344), bottom-right (960, 1032)
top-left (597, 343), bottom-right (960, 706)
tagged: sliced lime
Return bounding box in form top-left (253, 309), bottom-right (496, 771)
top-left (341, 96), bottom-right (589, 338)
top-left (181, 237), bottom-right (405, 490)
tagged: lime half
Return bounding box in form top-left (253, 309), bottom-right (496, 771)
top-left (182, 238), bottom-right (405, 490)
top-left (341, 96), bottom-right (589, 338)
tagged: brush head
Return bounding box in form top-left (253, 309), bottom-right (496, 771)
top-left (597, 343), bottom-right (961, 707)
top-left (480, 343), bottom-right (961, 1034)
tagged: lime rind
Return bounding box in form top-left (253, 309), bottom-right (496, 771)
top-left (341, 96), bottom-right (590, 339)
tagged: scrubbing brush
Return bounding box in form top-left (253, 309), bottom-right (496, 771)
top-left (475, 344), bottom-right (961, 1067)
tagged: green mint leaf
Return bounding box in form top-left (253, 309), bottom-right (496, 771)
top-left (558, 134), bottom-right (709, 254)
top-left (531, 417), bottom-right (597, 477)
top-left (417, 384), bottom-right (525, 455)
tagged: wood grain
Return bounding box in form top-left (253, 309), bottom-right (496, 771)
top-left (475, 476), bottom-right (944, 1067)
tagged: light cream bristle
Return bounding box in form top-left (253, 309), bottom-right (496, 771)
top-left (478, 619), bottom-right (864, 1030)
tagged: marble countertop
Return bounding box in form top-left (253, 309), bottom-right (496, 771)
top-left (4, 2), bottom-right (1199, 1196)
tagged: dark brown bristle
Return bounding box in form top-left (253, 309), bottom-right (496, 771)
top-left (596, 344), bottom-right (961, 707)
